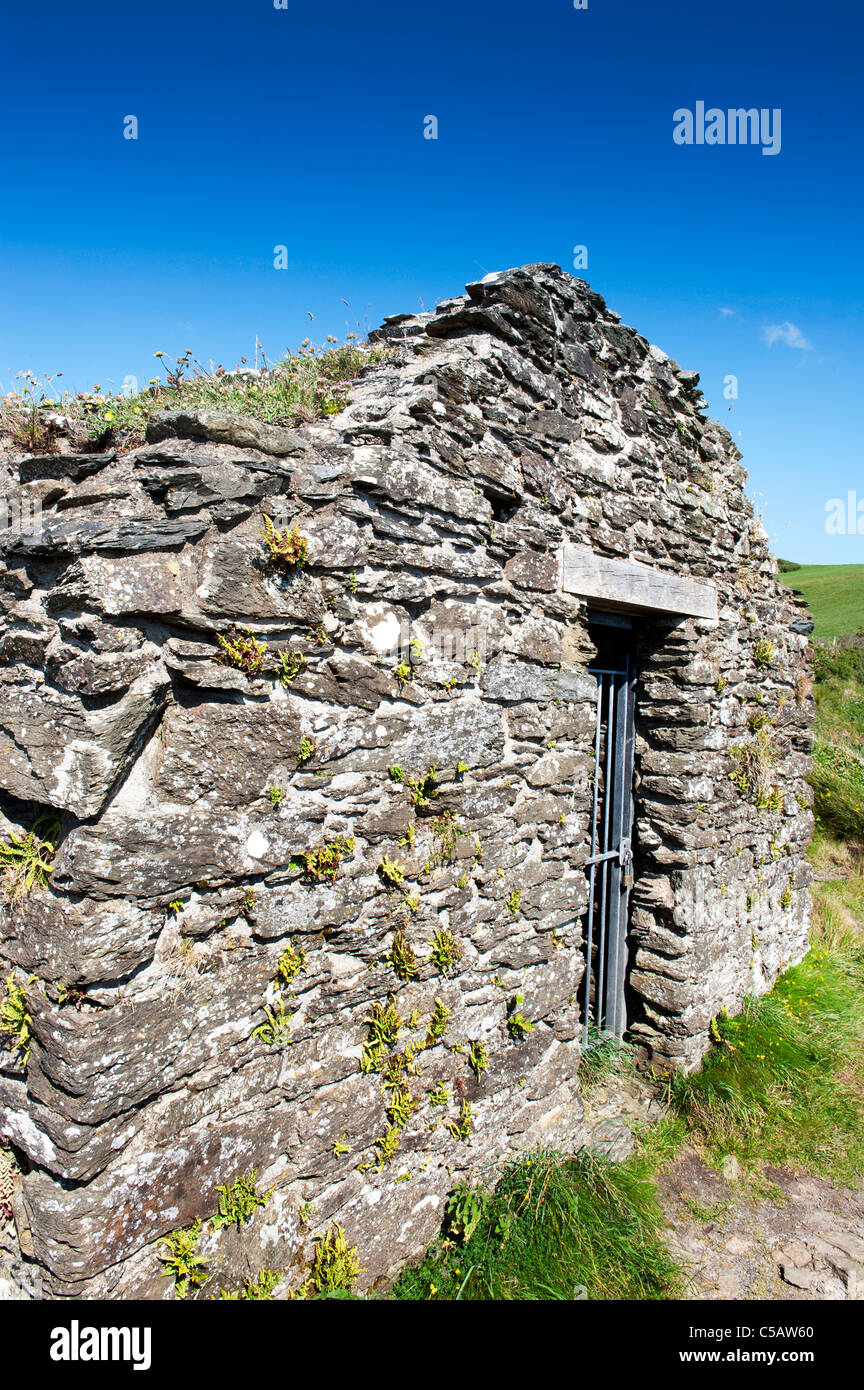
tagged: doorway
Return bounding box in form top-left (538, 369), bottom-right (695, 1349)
top-left (581, 612), bottom-right (637, 1045)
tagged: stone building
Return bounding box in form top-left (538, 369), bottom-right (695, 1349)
top-left (0, 264), bottom-right (814, 1298)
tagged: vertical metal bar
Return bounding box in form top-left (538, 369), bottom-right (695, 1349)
top-left (582, 675), bottom-right (603, 1047)
top-left (615, 652), bottom-right (638, 1034)
top-left (596, 669), bottom-right (615, 1030)
top-left (583, 628), bottom-right (637, 1049)
top-left (605, 666), bottom-right (630, 1037)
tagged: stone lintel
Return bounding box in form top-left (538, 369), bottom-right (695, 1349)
top-left (560, 546), bottom-right (717, 620)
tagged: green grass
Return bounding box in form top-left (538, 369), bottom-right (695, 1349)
top-left (391, 1146), bottom-right (684, 1301)
top-left (785, 563), bottom-right (864, 641)
top-left (800, 557), bottom-right (864, 841)
top-left (670, 875), bottom-right (864, 1187)
top-left (810, 640), bottom-right (864, 842)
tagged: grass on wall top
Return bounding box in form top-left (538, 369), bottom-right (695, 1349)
top-left (0, 340), bottom-right (391, 455)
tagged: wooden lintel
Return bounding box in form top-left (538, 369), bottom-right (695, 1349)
top-left (561, 546), bottom-right (717, 620)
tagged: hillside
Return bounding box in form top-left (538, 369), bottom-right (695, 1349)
top-left (783, 562), bottom-right (864, 843)
top-left (786, 564), bottom-right (864, 640)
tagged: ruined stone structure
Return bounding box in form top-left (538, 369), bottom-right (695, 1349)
top-left (0, 264), bottom-right (814, 1298)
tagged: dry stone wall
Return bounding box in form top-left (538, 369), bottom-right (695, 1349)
top-left (0, 264), bottom-right (814, 1298)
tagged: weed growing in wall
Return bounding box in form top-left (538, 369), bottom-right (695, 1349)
top-left (251, 995), bottom-right (294, 1046)
top-left (407, 767), bottom-right (439, 807)
top-left (276, 939), bottom-right (308, 987)
top-left (158, 1220), bottom-right (210, 1299)
top-left (0, 812), bottom-right (60, 902)
top-left (293, 1224), bottom-right (363, 1299)
top-left (387, 927), bottom-right (419, 981)
top-left (211, 1169), bottom-right (272, 1231)
top-left (297, 836), bottom-right (355, 883)
top-left (277, 649), bottom-right (305, 686)
top-left (261, 515), bottom-right (309, 570)
top-left (361, 1000), bottom-right (403, 1073)
top-left (424, 811), bottom-right (465, 872)
top-left (215, 626), bottom-right (268, 676)
top-left (296, 737), bottom-right (317, 766)
top-left (424, 998), bottom-right (450, 1046)
top-left (507, 996), bottom-right (535, 1040)
top-left (429, 929), bottom-right (462, 976)
top-left (0, 974), bottom-right (32, 1061)
top-left (378, 855), bottom-right (406, 889)
top-left (468, 1040), bottom-right (489, 1081)
top-left (446, 1100), bottom-right (473, 1140)
top-left (752, 638), bottom-right (775, 670)
top-left (218, 1269), bottom-right (281, 1300)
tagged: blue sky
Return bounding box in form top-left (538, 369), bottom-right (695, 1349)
top-left (2, 0), bottom-right (861, 563)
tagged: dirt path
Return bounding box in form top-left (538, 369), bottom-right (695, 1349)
top-left (659, 1149), bottom-right (864, 1300)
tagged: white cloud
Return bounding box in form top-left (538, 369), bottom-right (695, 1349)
top-left (762, 321), bottom-right (812, 350)
top-left (718, 306), bottom-right (736, 318)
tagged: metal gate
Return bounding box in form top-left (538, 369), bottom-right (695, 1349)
top-left (581, 615), bottom-right (636, 1045)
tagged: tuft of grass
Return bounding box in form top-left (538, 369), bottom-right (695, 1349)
top-left (728, 728), bottom-right (782, 812)
top-left (391, 1148), bottom-right (683, 1301)
top-left (579, 1033), bottom-right (637, 1090)
top-left (671, 878), bottom-right (864, 1186)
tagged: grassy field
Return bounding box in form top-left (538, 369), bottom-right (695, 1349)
top-left (784, 564), bottom-right (864, 640)
top-left (810, 641), bottom-right (864, 842)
